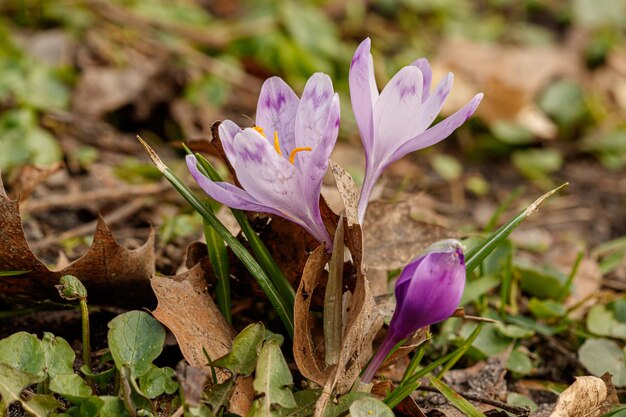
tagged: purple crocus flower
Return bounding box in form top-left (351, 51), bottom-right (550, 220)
top-left (350, 38), bottom-right (484, 223)
top-left (186, 73), bottom-right (340, 250)
top-left (361, 239), bottom-right (466, 383)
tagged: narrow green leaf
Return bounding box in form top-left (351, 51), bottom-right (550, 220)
top-left (212, 323), bottom-right (265, 376)
top-left (204, 219), bottom-right (232, 323)
top-left (324, 217), bottom-right (344, 365)
top-left (0, 270), bottom-right (29, 276)
top-left (430, 377), bottom-right (487, 417)
top-left (465, 183), bottom-right (567, 273)
top-left (107, 311), bottom-right (165, 379)
top-left (193, 151), bottom-right (295, 309)
top-left (139, 137), bottom-right (293, 338)
top-left (349, 397), bottom-right (394, 417)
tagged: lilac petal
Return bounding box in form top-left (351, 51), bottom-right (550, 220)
top-left (228, 129), bottom-right (326, 235)
top-left (413, 73), bottom-right (453, 135)
top-left (412, 58), bottom-right (432, 102)
top-left (186, 155), bottom-right (275, 214)
top-left (372, 66), bottom-right (424, 160)
top-left (255, 76), bottom-right (300, 153)
top-left (294, 72), bottom-right (337, 157)
top-left (386, 93), bottom-right (484, 166)
top-left (349, 38), bottom-right (379, 156)
top-left (218, 120), bottom-right (243, 166)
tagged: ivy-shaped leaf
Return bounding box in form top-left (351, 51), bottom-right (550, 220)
top-left (250, 338), bottom-right (296, 416)
top-left (212, 323), bottom-right (264, 376)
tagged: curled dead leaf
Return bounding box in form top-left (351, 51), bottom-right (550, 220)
top-left (549, 374), bottom-right (618, 417)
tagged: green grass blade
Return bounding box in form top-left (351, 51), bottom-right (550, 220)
top-left (204, 218), bottom-right (232, 323)
top-left (0, 270), bottom-right (29, 276)
top-left (465, 183), bottom-right (567, 273)
top-left (137, 137), bottom-right (294, 338)
top-left (430, 377), bottom-right (487, 417)
top-left (193, 152), bottom-right (296, 308)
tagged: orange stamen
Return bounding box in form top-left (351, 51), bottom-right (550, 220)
top-left (289, 147), bottom-right (312, 164)
top-left (253, 125), bottom-right (266, 137)
top-left (273, 132), bottom-right (282, 156)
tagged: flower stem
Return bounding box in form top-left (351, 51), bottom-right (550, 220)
top-left (79, 297), bottom-right (94, 390)
top-left (361, 335), bottom-right (399, 384)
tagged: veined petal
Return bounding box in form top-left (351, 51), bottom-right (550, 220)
top-left (413, 73), bottom-right (454, 135)
top-left (256, 76), bottom-right (299, 152)
top-left (229, 128), bottom-right (306, 219)
top-left (294, 72), bottom-right (337, 152)
top-left (386, 93), bottom-right (483, 166)
top-left (372, 66), bottom-right (423, 161)
top-left (218, 120), bottom-right (243, 166)
top-left (349, 38), bottom-right (379, 156)
top-left (412, 58), bottom-right (432, 102)
top-left (186, 155), bottom-right (275, 214)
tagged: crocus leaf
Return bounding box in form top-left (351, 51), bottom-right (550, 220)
top-left (138, 137), bottom-right (294, 338)
top-left (349, 396), bottom-right (394, 417)
top-left (212, 323), bottom-right (265, 377)
top-left (107, 311), bottom-right (165, 379)
top-left (430, 377), bottom-right (487, 417)
top-left (465, 183), bottom-right (567, 273)
top-left (251, 338), bottom-right (297, 415)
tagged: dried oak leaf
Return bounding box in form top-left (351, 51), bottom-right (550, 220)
top-left (363, 197), bottom-right (461, 270)
top-left (151, 259), bottom-right (253, 416)
top-left (0, 177), bottom-right (155, 306)
top-left (549, 374), bottom-right (618, 417)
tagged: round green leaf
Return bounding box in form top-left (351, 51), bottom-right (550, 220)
top-left (107, 311), bottom-right (165, 379)
top-left (506, 350), bottom-right (533, 375)
top-left (41, 333), bottom-right (75, 378)
top-left (349, 396), bottom-right (394, 417)
top-left (578, 338), bottom-right (626, 387)
top-left (49, 373), bottom-right (92, 404)
top-left (138, 365), bottom-right (179, 399)
top-left (0, 332), bottom-right (45, 375)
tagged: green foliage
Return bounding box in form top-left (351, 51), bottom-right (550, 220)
top-left (250, 337), bottom-right (297, 416)
top-left (212, 323), bottom-right (265, 376)
top-left (578, 338), bottom-right (626, 386)
top-left (430, 377), bottom-right (487, 417)
top-left (349, 397), bottom-right (394, 417)
top-left (107, 310), bottom-right (166, 380)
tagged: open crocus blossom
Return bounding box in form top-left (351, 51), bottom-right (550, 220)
top-left (350, 38), bottom-right (484, 223)
top-left (361, 239), bottom-right (466, 384)
top-left (186, 73), bottom-right (339, 251)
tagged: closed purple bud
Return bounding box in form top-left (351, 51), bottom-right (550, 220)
top-left (361, 239), bottom-right (466, 383)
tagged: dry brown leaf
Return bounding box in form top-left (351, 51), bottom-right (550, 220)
top-left (9, 162), bottom-right (64, 200)
top-left (363, 197), bottom-right (461, 270)
top-left (329, 160), bottom-right (359, 226)
top-left (151, 261), bottom-right (253, 416)
top-left (0, 177), bottom-right (155, 306)
top-left (293, 245), bottom-right (332, 386)
top-left (433, 38), bottom-right (581, 139)
top-left (549, 375), bottom-right (618, 417)
top-left (175, 362), bottom-right (210, 407)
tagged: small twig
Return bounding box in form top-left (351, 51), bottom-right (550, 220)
top-left (417, 385), bottom-right (529, 415)
top-left (31, 198), bottom-right (147, 249)
top-left (21, 183), bottom-right (169, 213)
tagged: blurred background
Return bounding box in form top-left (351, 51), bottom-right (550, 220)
top-left (0, 0), bottom-right (625, 261)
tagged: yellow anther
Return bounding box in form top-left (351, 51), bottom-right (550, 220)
top-left (253, 125), bottom-right (266, 137)
top-left (273, 131), bottom-right (283, 156)
top-left (289, 147), bottom-right (312, 164)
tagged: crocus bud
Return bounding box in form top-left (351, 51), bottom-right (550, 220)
top-left (361, 239), bottom-right (466, 383)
